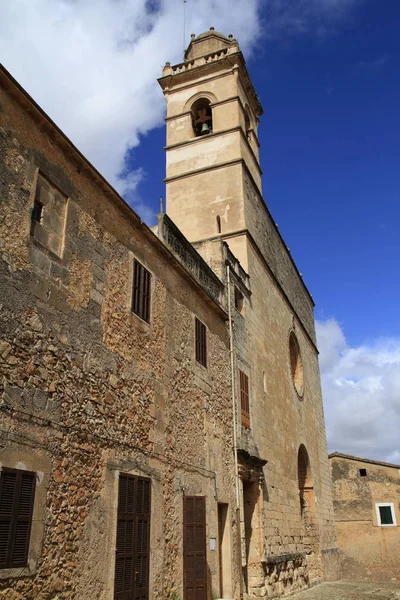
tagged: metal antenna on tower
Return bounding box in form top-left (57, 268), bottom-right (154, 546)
top-left (183, 0), bottom-right (187, 60)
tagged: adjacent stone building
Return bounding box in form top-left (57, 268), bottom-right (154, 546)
top-left (0, 29), bottom-right (339, 600)
top-left (329, 452), bottom-right (400, 582)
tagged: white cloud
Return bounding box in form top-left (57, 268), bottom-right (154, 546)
top-left (0, 0), bottom-right (363, 222)
top-left (316, 319), bottom-right (400, 464)
top-left (0, 0), bottom-right (262, 221)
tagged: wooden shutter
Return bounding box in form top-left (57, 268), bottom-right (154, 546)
top-left (183, 496), bottom-right (207, 600)
top-left (0, 468), bottom-right (36, 569)
top-left (239, 370), bottom-right (250, 428)
top-left (195, 318), bottom-right (207, 367)
top-left (132, 260), bottom-right (151, 323)
top-left (134, 478), bottom-right (151, 600)
top-left (115, 474), bottom-right (151, 600)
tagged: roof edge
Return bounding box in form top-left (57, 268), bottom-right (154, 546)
top-left (0, 63), bottom-right (227, 319)
top-left (328, 451), bottom-right (400, 470)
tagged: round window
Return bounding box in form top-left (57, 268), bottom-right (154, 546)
top-left (289, 332), bottom-right (304, 397)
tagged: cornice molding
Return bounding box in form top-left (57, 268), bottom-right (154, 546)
top-left (164, 126), bottom-right (262, 177)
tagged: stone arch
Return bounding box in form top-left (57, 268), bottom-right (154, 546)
top-left (298, 444), bottom-right (312, 515)
top-left (184, 91), bottom-right (218, 112)
top-left (185, 92), bottom-right (217, 137)
top-left (297, 445), bottom-right (321, 581)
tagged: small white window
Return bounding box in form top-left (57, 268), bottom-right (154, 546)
top-left (375, 503), bottom-right (396, 527)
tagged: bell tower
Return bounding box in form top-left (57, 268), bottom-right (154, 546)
top-left (158, 28), bottom-right (263, 262)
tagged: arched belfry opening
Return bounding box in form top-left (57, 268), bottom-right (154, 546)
top-left (297, 445), bottom-right (322, 581)
top-left (191, 97), bottom-right (213, 136)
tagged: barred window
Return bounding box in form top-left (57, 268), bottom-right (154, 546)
top-left (239, 370), bottom-right (250, 428)
top-left (195, 318), bottom-right (207, 367)
top-left (132, 260), bottom-right (151, 323)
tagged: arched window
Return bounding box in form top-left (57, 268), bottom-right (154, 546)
top-left (191, 98), bottom-right (213, 136)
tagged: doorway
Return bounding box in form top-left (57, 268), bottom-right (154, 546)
top-left (218, 503), bottom-right (232, 598)
top-left (183, 496), bottom-right (207, 600)
top-left (242, 480), bottom-right (259, 594)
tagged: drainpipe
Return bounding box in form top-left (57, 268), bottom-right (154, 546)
top-left (227, 263), bottom-right (243, 598)
top-left (227, 263), bottom-right (239, 508)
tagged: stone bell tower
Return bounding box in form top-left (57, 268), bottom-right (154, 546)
top-left (158, 28), bottom-right (263, 264)
top-left (159, 29), bottom-right (342, 597)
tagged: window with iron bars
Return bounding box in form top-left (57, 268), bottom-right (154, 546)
top-left (239, 370), bottom-right (250, 428)
top-left (195, 318), bottom-right (207, 367)
top-left (132, 259), bottom-right (151, 323)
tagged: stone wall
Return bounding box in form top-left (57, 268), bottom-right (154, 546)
top-left (263, 554), bottom-right (309, 598)
top-left (242, 172), bottom-right (316, 344)
top-left (330, 454), bottom-right (400, 581)
top-left (221, 226), bottom-right (339, 595)
top-left (0, 73), bottom-right (239, 600)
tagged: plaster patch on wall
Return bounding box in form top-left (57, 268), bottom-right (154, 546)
top-left (210, 195), bottom-right (233, 205)
top-left (222, 204), bottom-right (230, 223)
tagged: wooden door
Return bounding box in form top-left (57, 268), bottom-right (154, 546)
top-left (114, 474), bottom-right (151, 600)
top-left (183, 496), bottom-right (207, 600)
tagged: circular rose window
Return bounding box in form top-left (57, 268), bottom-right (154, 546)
top-left (289, 332), bottom-right (304, 397)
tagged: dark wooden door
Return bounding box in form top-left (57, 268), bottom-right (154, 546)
top-left (183, 496), bottom-right (207, 600)
top-left (114, 474), bottom-right (151, 600)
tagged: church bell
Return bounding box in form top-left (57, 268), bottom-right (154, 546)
top-left (200, 122), bottom-right (210, 135)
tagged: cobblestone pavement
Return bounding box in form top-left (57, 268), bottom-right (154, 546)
top-left (290, 581), bottom-right (400, 599)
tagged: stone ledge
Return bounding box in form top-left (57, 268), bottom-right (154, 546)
top-left (156, 213), bottom-right (224, 307)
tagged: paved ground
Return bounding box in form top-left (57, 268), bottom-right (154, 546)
top-left (290, 581), bottom-right (400, 600)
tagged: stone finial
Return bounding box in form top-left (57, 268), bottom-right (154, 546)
top-left (191, 33), bottom-right (195, 39)
top-left (210, 26), bottom-right (215, 31)
top-left (228, 34), bottom-right (233, 39)
top-left (162, 61), bottom-right (173, 76)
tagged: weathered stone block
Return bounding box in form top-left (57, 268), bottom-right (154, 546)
top-left (48, 283), bottom-right (70, 313)
top-left (89, 287), bottom-right (104, 305)
top-left (50, 261), bottom-right (69, 286)
top-left (29, 244), bottom-right (51, 274)
top-left (92, 263), bottom-right (105, 282)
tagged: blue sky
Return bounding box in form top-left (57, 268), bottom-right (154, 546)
top-left (1, 0), bottom-right (399, 462)
top-left (133, 0), bottom-right (400, 349)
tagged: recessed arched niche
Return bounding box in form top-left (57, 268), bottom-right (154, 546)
top-left (289, 331), bottom-right (304, 398)
top-left (244, 104), bottom-right (252, 139)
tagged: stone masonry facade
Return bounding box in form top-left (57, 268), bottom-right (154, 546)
top-left (0, 66), bottom-right (238, 600)
top-left (329, 453), bottom-right (400, 582)
top-left (159, 28), bottom-right (340, 598)
top-left (1, 27), bottom-right (339, 600)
